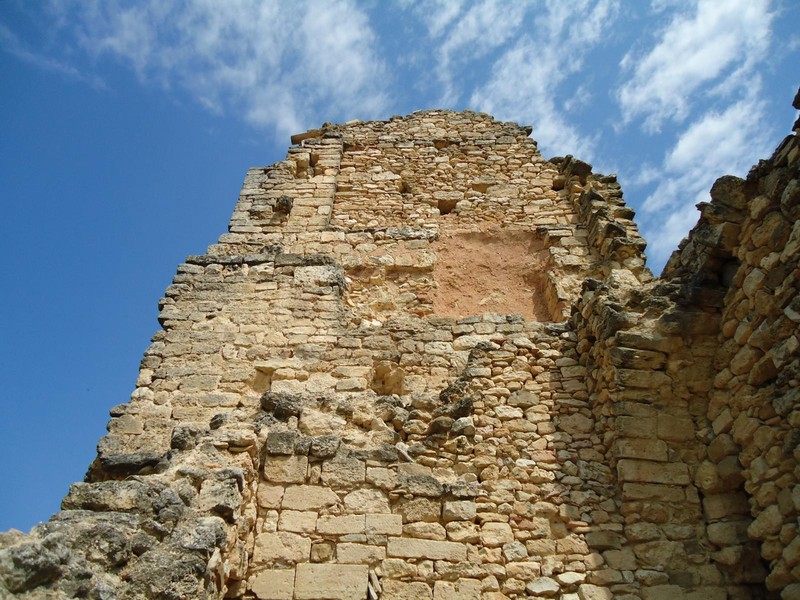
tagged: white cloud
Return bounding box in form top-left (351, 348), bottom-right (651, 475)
top-left (639, 87), bottom-right (773, 267)
top-left (45, 0), bottom-right (389, 137)
top-left (468, 0), bottom-right (619, 160)
top-left (418, 0), bottom-right (533, 106)
top-left (618, 0), bottom-right (773, 132)
top-left (0, 21), bottom-right (106, 89)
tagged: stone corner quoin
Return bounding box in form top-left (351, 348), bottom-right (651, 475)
top-left (2, 94), bottom-right (800, 600)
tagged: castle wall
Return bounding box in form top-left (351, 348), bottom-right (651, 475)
top-left (1, 102), bottom-right (798, 600)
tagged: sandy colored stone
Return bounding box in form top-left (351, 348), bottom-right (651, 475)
top-left (387, 537), bottom-right (467, 561)
top-left (263, 455), bottom-right (308, 484)
top-left (281, 485), bottom-right (339, 511)
top-left (294, 563), bottom-right (368, 600)
top-left (250, 569), bottom-right (295, 600)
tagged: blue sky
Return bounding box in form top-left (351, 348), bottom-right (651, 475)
top-left (0, 0), bottom-right (798, 532)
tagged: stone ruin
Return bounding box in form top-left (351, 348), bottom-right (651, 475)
top-left (1, 91), bottom-right (799, 600)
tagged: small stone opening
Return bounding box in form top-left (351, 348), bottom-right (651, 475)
top-left (437, 197), bottom-right (457, 215)
top-left (432, 228), bottom-right (553, 320)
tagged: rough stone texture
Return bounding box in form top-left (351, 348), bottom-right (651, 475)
top-left (2, 97), bottom-right (800, 599)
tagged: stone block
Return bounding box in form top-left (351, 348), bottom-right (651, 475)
top-left (481, 522), bottom-right (514, 546)
top-left (617, 459), bottom-right (689, 485)
top-left (337, 543), bottom-right (385, 564)
top-left (397, 497), bottom-right (440, 522)
top-left (366, 513), bottom-right (403, 535)
top-left (442, 500), bottom-right (476, 522)
top-left (446, 521), bottom-right (480, 543)
top-left (258, 485), bottom-right (285, 509)
top-left (615, 416), bottom-right (656, 438)
top-left (264, 455), bottom-right (308, 484)
top-left (281, 485), bottom-right (339, 511)
top-left (403, 522), bottom-right (446, 540)
top-left (322, 456), bottom-right (366, 488)
top-left (703, 492), bottom-right (750, 520)
top-left (298, 408), bottom-right (345, 436)
top-left (578, 584), bottom-right (613, 600)
top-left (613, 438), bottom-right (668, 462)
top-left (382, 580), bottom-right (433, 600)
top-left (622, 483), bottom-right (685, 502)
top-left (265, 431), bottom-right (298, 455)
top-left (253, 532), bottom-right (311, 566)
top-left (278, 510), bottom-right (317, 533)
top-left (433, 578), bottom-right (481, 599)
top-left (317, 515), bottom-right (365, 535)
top-left (526, 576), bottom-right (560, 595)
top-left (343, 488), bottom-right (390, 513)
top-left (387, 537), bottom-right (467, 561)
top-left (294, 563), bottom-right (368, 600)
top-left (656, 414), bottom-right (694, 442)
top-left (250, 569), bottom-right (295, 600)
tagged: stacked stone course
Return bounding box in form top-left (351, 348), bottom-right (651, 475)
top-left (1, 95), bottom-right (798, 600)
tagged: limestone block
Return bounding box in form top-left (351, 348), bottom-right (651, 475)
top-left (703, 492), bottom-right (750, 520)
top-left (442, 500), bottom-right (476, 522)
top-left (506, 561), bottom-right (542, 581)
top-left (343, 488), bottom-right (390, 513)
top-left (322, 456), bottom-right (366, 488)
top-left (250, 569), bottom-right (295, 600)
top-left (278, 510), bottom-right (317, 533)
top-left (559, 413), bottom-right (594, 434)
top-left (614, 368), bottom-right (671, 389)
top-left (578, 584), bottom-right (613, 600)
top-left (366, 466), bottom-right (398, 489)
top-left (387, 537), bottom-right (467, 561)
top-left (502, 541), bottom-right (528, 561)
top-left (257, 485), bottom-right (285, 508)
top-left (298, 408), bottom-right (345, 435)
top-left (253, 531), bottom-right (311, 565)
top-left (265, 431), bottom-right (298, 455)
top-left (748, 505), bottom-right (783, 540)
top-left (526, 576), bottom-right (560, 595)
top-left (433, 578), bottom-right (481, 600)
top-left (617, 459), bottom-right (689, 485)
top-left (294, 563), bottom-right (368, 600)
top-left (263, 455), bottom-right (308, 484)
top-left (366, 513), bottom-right (403, 535)
top-left (336, 543), bottom-right (385, 564)
top-left (613, 439), bottom-right (668, 462)
top-left (556, 572), bottom-right (585, 586)
top-left (481, 522), bottom-right (514, 546)
top-left (382, 580), bottom-right (433, 600)
top-left (397, 497), bottom-right (440, 522)
top-left (403, 522), bottom-right (446, 540)
top-left (317, 515), bottom-right (366, 535)
top-left (446, 521), bottom-right (480, 543)
top-left (656, 414), bottom-right (694, 442)
top-left (615, 416), bottom-right (656, 438)
top-left (281, 485), bottom-right (339, 511)
top-left (381, 558), bottom-right (417, 579)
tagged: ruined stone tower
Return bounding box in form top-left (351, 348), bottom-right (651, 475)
top-left (1, 95), bottom-right (799, 600)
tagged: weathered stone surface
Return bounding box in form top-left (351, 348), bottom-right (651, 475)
top-left (294, 563), bottom-right (368, 600)
top-left (6, 100), bottom-right (800, 599)
top-left (387, 538), bottom-right (467, 561)
top-left (281, 485), bottom-right (339, 511)
top-left (250, 569), bottom-right (295, 600)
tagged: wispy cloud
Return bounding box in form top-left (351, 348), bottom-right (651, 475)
top-left (0, 21), bottom-right (105, 89)
top-left (43, 0), bottom-right (389, 137)
top-left (638, 87), bottom-right (772, 267)
top-left (618, 0), bottom-right (773, 132)
top-left (405, 0), bottom-right (534, 107)
top-left (468, 0), bottom-right (619, 159)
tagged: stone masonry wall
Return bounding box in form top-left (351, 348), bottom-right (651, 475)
top-left (1, 96), bottom-right (798, 600)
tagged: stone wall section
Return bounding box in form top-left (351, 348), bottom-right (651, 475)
top-left (1, 99), bottom-right (799, 600)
